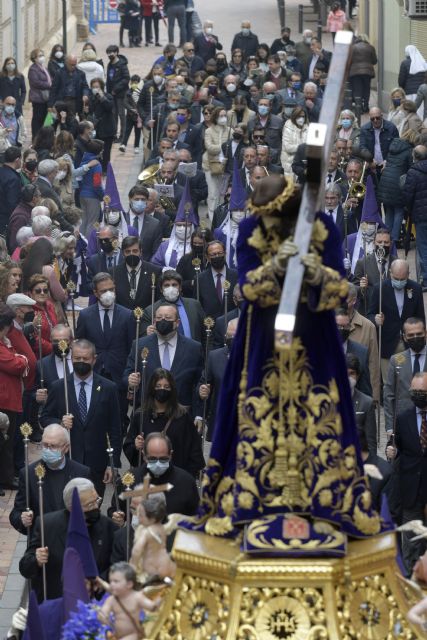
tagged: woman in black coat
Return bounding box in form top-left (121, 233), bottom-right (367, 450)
top-left (377, 130), bottom-right (415, 242)
top-left (0, 57), bottom-right (26, 115)
top-left (87, 78), bottom-right (116, 172)
top-left (47, 44), bottom-right (65, 81)
top-left (123, 368), bottom-right (205, 477)
top-left (398, 45), bottom-right (427, 100)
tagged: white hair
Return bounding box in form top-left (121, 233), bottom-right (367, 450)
top-left (43, 423), bottom-right (70, 445)
top-left (325, 184), bottom-right (342, 200)
top-left (147, 188), bottom-right (159, 202)
top-left (63, 478), bottom-right (95, 510)
top-left (38, 159), bottom-right (59, 177)
top-left (31, 205), bottom-right (50, 220)
top-left (16, 226), bottom-right (34, 247)
top-left (304, 81), bottom-right (318, 93)
top-left (32, 215), bottom-right (52, 236)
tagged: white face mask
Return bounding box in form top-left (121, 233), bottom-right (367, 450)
top-left (205, 27), bottom-right (213, 34)
top-left (37, 56), bottom-right (46, 65)
top-left (348, 376), bottom-right (357, 392)
top-left (153, 74), bottom-right (163, 85)
top-left (231, 211), bottom-right (245, 223)
top-left (55, 51), bottom-right (64, 60)
top-left (56, 170), bottom-right (67, 181)
top-left (226, 83), bottom-right (236, 93)
top-left (131, 515), bottom-right (140, 530)
top-left (163, 285), bottom-right (180, 302)
top-left (175, 226), bottom-right (189, 241)
top-left (217, 116), bottom-right (227, 126)
top-left (296, 117), bottom-right (305, 126)
top-left (99, 290), bottom-right (115, 307)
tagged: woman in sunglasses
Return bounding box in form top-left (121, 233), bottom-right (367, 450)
top-left (123, 368), bottom-right (204, 478)
top-left (26, 273), bottom-right (58, 357)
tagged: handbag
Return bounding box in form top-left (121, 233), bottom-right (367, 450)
top-left (210, 160), bottom-right (225, 176)
top-left (40, 89), bottom-right (50, 102)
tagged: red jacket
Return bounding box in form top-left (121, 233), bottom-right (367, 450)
top-left (8, 324), bottom-right (37, 390)
top-left (140, 0), bottom-right (163, 17)
top-left (0, 339), bottom-right (28, 412)
top-left (32, 300), bottom-right (58, 358)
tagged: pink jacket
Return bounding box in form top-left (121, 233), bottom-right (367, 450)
top-left (327, 10), bottom-right (346, 33)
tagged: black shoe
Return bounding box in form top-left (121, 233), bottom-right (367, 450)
top-left (2, 479), bottom-right (18, 490)
top-left (0, 488), bottom-right (5, 496)
top-left (155, 42), bottom-right (161, 46)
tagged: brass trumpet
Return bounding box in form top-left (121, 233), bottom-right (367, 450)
top-left (347, 161), bottom-right (367, 201)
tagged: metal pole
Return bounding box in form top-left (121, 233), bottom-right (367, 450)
top-left (62, 0), bottom-right (67, 55)
top-left (298, 4), bottom-right (304, 33)
top-left (12, 0), bottom-right (19, 62)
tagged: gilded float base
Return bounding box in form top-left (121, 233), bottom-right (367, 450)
top-left (147, 529), bottom-right (426, 640)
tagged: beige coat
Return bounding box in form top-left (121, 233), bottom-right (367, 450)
top-left (202, 123), bottom-right (232, 171)
top-left (349, 310), bottom-right (380, 402)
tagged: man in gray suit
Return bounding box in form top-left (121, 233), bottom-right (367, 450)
top-left (353, 227), bottom-right (395, 316)
top-left (125, 185), bottom-right (162, 260)
top-left (384, 317), bottom-right (427, 436)
top-left (141, 270), bottom-right (205, 343)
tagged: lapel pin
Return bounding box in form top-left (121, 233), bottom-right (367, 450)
top-left (407, 289), bottom-right (413, 299)
top-left (96, 386), bottom-right (101, 392)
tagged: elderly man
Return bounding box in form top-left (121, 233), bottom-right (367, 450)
top-left (231, 21), bottom-right (259, 59)
top-left (194, 21), bottom-right (223, 63)
top-left (48, 54), bottom-right (89, 115)
top-left (262, 81), bottom-right (283, 115)
top-left (31, 214), bottom-right (52, 239)
top-left (295, 29), bottom-right (314, 69)
top-left (9, 424), bottom-right (90, 534)
top-left (324, 184), bottom-right (357, 241)
top-left (35, 159), bottom-right (61, 209)
top-left (19, 477), bottom-right (117, 602)
top-left (359, 107), bottom-right (399, 175)
top-left (303, 82), bottom-right (322, 123)
top-left (0, 96), bottom-right (27, 148)
top-left (368, 259), bottom-right (425, 379)
top-left (219, 74), bottom-right (240, 110)
top-left (146, 187), bottom-right (171, 238)
top-left (247, 98), bottom-right (283, 152)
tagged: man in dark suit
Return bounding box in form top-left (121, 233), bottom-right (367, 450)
top-left (346, 353), bottom-right (376, 455)
top-left (9, 424), bottom-right (90, 535)
top-left (141, 270), bottom-right (205, 342)
top-left (359, 428), bottom-right (392, 511)
top-left (212, 284), bottom-right (242, 348)
top-left (386, 372), bottom-right (427, 573)
top-left (111, 432), bottom-right (199, 561)
top-left (48, 53), bottom-right (89, 115)
top-left (40, 339), bottom-right (122, 496)
top-left (368, 259), bottom-right (425, 379)
top-left (125, 185), bottom-right (162, 260)
top-left (384, 317), bottom-right (427, 435)
top-left (35, 324), bottom-right (73, 395)
top-left (75, 272), bottom-right (136, 424)
top-left (86, 226), bottom-right (123, 295)
top-left (323, 184), bottom-right (357, 242)
top-left (197, 240), bottom-right (238, 319)
top-left (19, 477), bottom-right (117, 602)
top-left (199, 319), bottom-right (237, 440)
top-left (125, 303), bottom-right (203, 409)
top-left (336, 308), bottom-right (372, 397)
top-left (304, 37), bottom-right (331, 80)
top-left (256, 145), bottom-right (284, 175)
top-left (35, 159), bottom-right (62, 211)
top-left (353, 228), bottom-right (395, 316)
top-left (112, 235), bottom-right (162, 311)
top-left (193, 21), bottom-right (223, 62)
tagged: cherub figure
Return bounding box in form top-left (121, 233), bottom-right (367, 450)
top-left (130, 493), bottom-right (177, 584)
top-left (98, 561), bottom-right (161, 640)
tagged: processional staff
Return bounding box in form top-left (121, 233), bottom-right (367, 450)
top-left (66, 280), bottom-right (77, 333)
top-left (200, 317), bottom-right (215, 476)
top-left (131, 307), bottom-right (143, 416)
top-left (58, 339), bottom-right (72, 459)
top-left (223, 280), bottom-right (230, 345)
top-left (138, 347), bottom-right (150, 467)
top-left (20, 422), bottom-right (33, 547)
top-left (376, 245), bottom-right (386, 442)
top-left (35, 463), bottom-right (47, 601)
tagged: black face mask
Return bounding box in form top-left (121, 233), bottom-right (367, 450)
top-left (100, 239), bottom-right (113, 253)
top-left (406, 337), bottom-right (426, 353)
top-left (410, 390), bottom-right (427, 409)
top-left (84, 508), bottom-right (100, 525)
top-left (156, 319), bottom-right (175, 336)
top-left (338, 327), bottom-right (351, 343)
top-left (23, 311), bottom-right (35, 323)
top-left (108, 53), bottom-right (117, 61)
top-left (192, 245), bottom-right (204, 256)
top-left (216, 60), bottom-right (227, 70)
top-left (154, 388), bottom-right (172, 403)
top-left (53, 343), bottom-right (70, 358)
top-left (25, 160), bottom-right (38, 172)
top-left (125, 254), bottom-right (140, 268)
top-left (375, 244), bottom-right (390, 256)
top-left (210, 256), bottom-right (225, 270)
top-left (208, 85), bottom-right (217, 95)
top-left (233, 132), bottom-right (243, 141)
top-left (73, 361), bottom-right (92, 377)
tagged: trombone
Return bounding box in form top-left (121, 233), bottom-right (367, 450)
top-left (344, 161), bottom-right (367, 208)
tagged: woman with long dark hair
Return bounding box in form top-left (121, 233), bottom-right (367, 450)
top-left (32, 125), bottom-right (55, 161)
top-left (0, 57), bottom-right (26, 114)
top-left (124, 368), bottom-right (204, 477)
top-left (22, 237), bottom-right (66, 305)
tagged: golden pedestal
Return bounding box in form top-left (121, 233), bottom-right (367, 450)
top-left (148, 529), bottom-right (425, 640)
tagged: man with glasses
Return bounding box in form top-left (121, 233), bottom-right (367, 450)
top-left (196, 241), bottom-right (238, 319)
top-left (125, 303), bottom-right (203, 409)
top-left (360, 107), bottom-right (399, 178)
top-left (177, 43), bottom-right (205, 79)
top-left (241, 146), bottom-right (258, 188)
top-left (0, 96), bottom-right (27, 150)
top-left (9, 424), bottom-right (90, 535)
top-left (19, 477), bottom-right (117, 602)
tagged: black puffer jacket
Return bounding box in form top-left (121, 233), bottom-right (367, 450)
top-left (398, 57), bottom-right (425, 95)
top-left (403, 159), bottom-right (427, 222)
top-left (106, 54), bottom-right (130, 98)
top-left (377, 138), bottom-right (413, 206)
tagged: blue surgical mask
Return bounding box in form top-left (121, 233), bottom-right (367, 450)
top-left (265, 93), bottom-right (275, 100)
top-left (258, 105), bottom-right (269, 116)
top-left (391, 278), bottom-right (407, 290)
top-left (292, 82), bottom-right (301, 90)
top-left (147, 460), bottom-right (170, 476)
top-left (131, 200), bottom-right (147, 214)
top-left (4, 105), bottom-right (15, 115)
top-left (341, 118), bottom-right (352, 129)
top-left (392, 98), bottom-right (401, 107)
top-left (176, 114), bottom-right (186, 124)
top-left (168, 102), bottom-right (178, 110)
top-left (241, 28), bottom-right (250, 36)
top-left (41, 447), bottom-right (63, 467)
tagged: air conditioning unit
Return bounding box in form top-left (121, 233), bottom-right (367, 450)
top-left (406, 0), bottom-right (427, 17)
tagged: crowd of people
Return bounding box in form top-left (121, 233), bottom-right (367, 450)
top-left (2, 0), bottom-right (427, 635)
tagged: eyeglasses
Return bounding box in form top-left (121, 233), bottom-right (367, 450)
top-left (42, 443), bottom-right (63, 451)
top-left (208, 252), bottom-right (225, 259)
top-left (83, 496), bottom-right (102, 510)
top-left (146, 456), bottom-right (170, 463)
top-left (370, 116), bottom-right (382, 121)
top-left (34, 287), bottom-right (48, 294)
top-left (253, 136), bottom-right (265, 140)
top-left (185, 48), bottom-right (194, 52)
